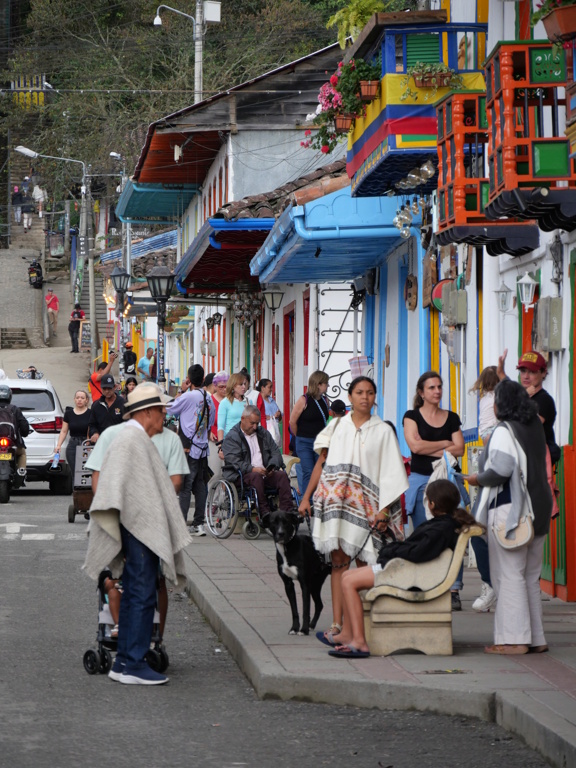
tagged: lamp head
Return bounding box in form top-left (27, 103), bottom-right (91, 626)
top-left (15, 146), bottom-right (39, 159)
top-left (153, 13), bottom-right (162, 25)
top-left (109, 151), bottom-right (122, 160)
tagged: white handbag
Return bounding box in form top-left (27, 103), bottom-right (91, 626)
top-left (492, 423), bottom-right (534, 550)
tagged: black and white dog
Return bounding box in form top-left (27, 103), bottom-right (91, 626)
top-left (268, 509), bottom-right (331, 636)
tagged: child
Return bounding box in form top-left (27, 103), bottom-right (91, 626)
top-left (470, 366), bottom-right (499, 444)
top-left (322, 480), bottom-right (479, 658)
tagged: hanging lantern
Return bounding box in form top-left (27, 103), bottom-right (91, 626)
top-left (518, 272), bottom-right (537, 313)
top-left (495, 281), bottom-right (513, 313)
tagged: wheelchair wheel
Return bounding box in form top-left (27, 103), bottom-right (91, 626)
top-left (205, 477), bottom-right (239, 539)
top-left (242, 519), bottom-right (261, 540)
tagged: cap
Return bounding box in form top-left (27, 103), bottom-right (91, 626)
top-left (101, 374), bottom-right (115, 388)
top-left (123, 383), bottom-right (173, 419)
top-left (125, 342), bottom-right (133, 348)
top-left (517, 351), bottom-right (547, 372)
top-left (47, 288), bottom-right (53, 293)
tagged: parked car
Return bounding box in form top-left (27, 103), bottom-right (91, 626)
top-left (4, 378), bottom-right (72, 494)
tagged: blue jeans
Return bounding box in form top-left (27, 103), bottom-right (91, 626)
top-left (294, 436), bottom-right (317, 496)
top-left (471, 535), bottom-right (491, 586)
top-left (117, 525), bottom-right (159, 672)
top-left (179, 455), bottom-right (208, 525)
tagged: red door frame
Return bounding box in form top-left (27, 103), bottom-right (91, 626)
top-left (283, 302), bottom-right (296, 453)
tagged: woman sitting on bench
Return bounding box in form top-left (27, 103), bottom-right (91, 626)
top-left (322, 479), bottom-right (478, 658)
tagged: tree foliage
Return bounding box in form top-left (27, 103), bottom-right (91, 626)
top-left (1, 0), bottom-right (337, 195)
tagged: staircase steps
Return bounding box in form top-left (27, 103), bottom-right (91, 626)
top-left (1, 328), bottom-right (31, 349)
top-left (80, 272), bottom-right (108, 349)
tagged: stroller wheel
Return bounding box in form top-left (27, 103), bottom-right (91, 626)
top-left (83, 649), bottom-right (101, 675)
top-left (99, 648), bottom-right (113, 674)
top-left (158, 648), bottom-right (169, 673)
top-left (146, 649), bottom-right (162, 672)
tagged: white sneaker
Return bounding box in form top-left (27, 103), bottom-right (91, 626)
top-left (190, 524), bottom-right (206, 537)
top-left (472, 582), bottom-right (496, 612)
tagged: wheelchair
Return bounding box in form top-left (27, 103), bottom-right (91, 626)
top-left (205, 457), bottom-right (300, 541)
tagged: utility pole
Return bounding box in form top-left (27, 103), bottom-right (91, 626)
top-left (194, 0), bottom-right (204, 104)
top-left (86, 170), bottom-right (98, 366)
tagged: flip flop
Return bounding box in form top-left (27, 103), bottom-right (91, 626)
top-left (328, 644), bottom-right (370, 659)
top-left (316, 630), bottom-right (338, 647)
top-left (528, 645), bottom-right (549, 654)
top-left (484, 644), bottom-right (529, 655)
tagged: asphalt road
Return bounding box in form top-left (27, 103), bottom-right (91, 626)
top-left (0, 488), bottom-right (550, 768)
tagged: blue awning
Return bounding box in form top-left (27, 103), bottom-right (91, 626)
top-left (101, 229), bottom-right (178, 264)
top-left (116, 180), bottom-right (200, 224)
top-left (250, 187), bottom-right (414, 284)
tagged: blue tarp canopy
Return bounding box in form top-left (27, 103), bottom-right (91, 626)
top-left (116, 180), bottom-right (200, 224)
top-left (250, 187), bottom-right (410, 284)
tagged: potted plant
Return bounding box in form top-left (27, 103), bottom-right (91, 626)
top-left (301, 57), bottom-right (379, 153)
top-left (532, 0), bottom-right (576, 41)
top-left (400, 62), bottom-right (464, 102)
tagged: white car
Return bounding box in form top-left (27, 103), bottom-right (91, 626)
top-left (4, 378), bottom-right (72, 494)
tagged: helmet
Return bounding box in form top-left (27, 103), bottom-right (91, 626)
top-left (0, 385), bottom-right (12, 404)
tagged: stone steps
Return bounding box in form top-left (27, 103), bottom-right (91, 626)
top-left (1, 328), bottom-right (31, 349)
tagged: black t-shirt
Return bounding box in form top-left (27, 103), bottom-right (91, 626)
top-left (296, 395), bottom-right (329, 439)
top-left (531, 388), bottom-right (559, 462)
top-left (123, 350), bottom-right (137, 375)
top-left (68, 309), bottom-right (85, 331)
top-left (63, 407), bottom-right (92, 439)
top-left (402, 408), bottom-right (462, 476)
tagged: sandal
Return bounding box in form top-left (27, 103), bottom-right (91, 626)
top-left (484, 644), bottom-right (529, 655)
top-left (529, 645), bottom-right (549, 654)
top-left (110, 624), bottom-right (119, 638)
top-left (328, 644), bottom-right (371, 659)
top-left (329, 623), bottom-right (342, 634)
top-left (316, 630), bottom-right (339, 647)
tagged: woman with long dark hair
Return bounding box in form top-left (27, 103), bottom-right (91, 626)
top-left (466, 380), bottom-right (552, 655)
top-left (289, 370), bottom-right (330, 493)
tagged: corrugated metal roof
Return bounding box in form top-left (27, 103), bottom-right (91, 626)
top-left (100, 229), bottom-right (178, 264)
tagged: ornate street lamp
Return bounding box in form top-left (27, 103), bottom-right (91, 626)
top-left (517, 271), bottom-right (538, 313)
top-left (110, 265), bottom-right (131, 380)
top-left (146, 265), bottom-right (175, 385)
top-left (494, 281), bottom-right (513, 313)
top-left (262, 285), bottom-right (285, 313)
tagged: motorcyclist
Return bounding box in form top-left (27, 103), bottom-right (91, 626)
top-left (0, 384), bottom-right (30, 482)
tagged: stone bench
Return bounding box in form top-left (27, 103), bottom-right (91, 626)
top-left (362, 525), bottom-right (483, 656)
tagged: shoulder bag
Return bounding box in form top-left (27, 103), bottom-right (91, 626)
top-left (492, 422), bottom-right (534, 550)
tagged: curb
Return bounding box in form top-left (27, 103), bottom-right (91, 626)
top-left (184, 555), bottom-right (576, 768)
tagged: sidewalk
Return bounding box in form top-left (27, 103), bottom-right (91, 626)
top-left (183, 533), bottom-right (576, 768)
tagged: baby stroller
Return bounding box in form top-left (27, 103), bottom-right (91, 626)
top-left (83, 568), bottom-right (169, 675)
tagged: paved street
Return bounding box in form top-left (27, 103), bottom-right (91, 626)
top-left (0, 490), bottom-right (549, 768)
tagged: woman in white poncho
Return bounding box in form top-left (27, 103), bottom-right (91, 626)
top-left (298, 376), bottom-right (408, 640)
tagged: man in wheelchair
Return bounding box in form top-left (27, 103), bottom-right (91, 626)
top-left (222, 405), bottom-right (294, 528)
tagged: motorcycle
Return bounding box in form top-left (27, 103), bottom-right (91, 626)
top-left (25, 257), bottom-right (43, 289)
top-left (0, 435), bottom-right (19, 503)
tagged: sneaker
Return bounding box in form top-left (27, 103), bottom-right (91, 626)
top-left (472, 582), bottom-right (496, 613)
top-left (190, 524), bottom-right (206, 537)
top-left (119, 666), bottom-right (168, 685)
top-left (108, 660), bottom-right (125, 682)
top-left (451, 591), bottom-right (462, 611)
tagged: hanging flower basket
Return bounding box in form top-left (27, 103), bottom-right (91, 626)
top-left (174, 305), bottom-right (189, 317)
top-left (164, 324), bottom-right (174, 333)
top-left (413, 73), bottom-right (454, 89)
top-left (165, 314), bottom-right (179, 325)
top-left (542, 6), bottom-right (576, 42)
top-left (360, 80), bottom-right (379, 101)
top-left (334, 114), bottom-right (354, 134)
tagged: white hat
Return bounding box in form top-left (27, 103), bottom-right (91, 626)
top-left (123, 383), bottom-right (173, 419)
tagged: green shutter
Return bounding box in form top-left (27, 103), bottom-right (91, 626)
top-left (406, 34), bottom-right (441, 67)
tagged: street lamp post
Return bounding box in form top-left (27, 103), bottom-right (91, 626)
top-left (154, 2), bottom-right (220, 105)
top-left (14, 145), bottom-right (95, 361)
top-left (146, 265), bottom-right (175, 388)
top-left (110, 265), bottom-right (130, 381)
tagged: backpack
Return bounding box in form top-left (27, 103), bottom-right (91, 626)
top-left (0, 406), bottom-right (18, 442)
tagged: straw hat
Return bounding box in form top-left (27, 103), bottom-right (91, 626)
top-left (123, 383), bottom-right (173, 419)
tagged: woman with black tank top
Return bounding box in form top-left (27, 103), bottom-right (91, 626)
top-left (54, 390), bottom-right (91, 483)
top-left (403, 371), bottom-right (464, 528)
top-left (289, 370), bottom-right (330, 494)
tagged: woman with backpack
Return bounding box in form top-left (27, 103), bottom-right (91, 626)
top-left (289, 370), bottom-right (330, 495)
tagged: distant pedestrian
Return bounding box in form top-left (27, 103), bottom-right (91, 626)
top-left (21, 192), bottom-right (34, 231)
top-left (137, 347), bottom-right (154, 381)
top-left (168, 364), bottom-right (214, 536)
top-left (123, 342), bottom-right (137, 376)
top-left (68, 303), bottom-right (85, 353)
top-left (88, 353), bottom-right (117, 401)
top-left (11, 186), bottom-right (22, 224)
top-left (289, 370), bottom-right (330, 494)
top-left (45, 288), bottom-right (60, 336)
top-left (16, 365), bottom-right (43, 380)
top-left (54, 390), bottom-right (91, 481)
top-left (121, 377), bottom-right (138, 400)
top-left (32, 184), bottom-right (46, 218)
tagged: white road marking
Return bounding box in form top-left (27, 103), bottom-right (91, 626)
top-left (22, 533), bottom-right (55, 540)
top-left (1, 533), bottom-right (85, 541)
top-left (0, 523), bottom-right (36, 533)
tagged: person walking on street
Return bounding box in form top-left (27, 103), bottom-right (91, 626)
top-left (289, 370), bottom-right (330, 494)
top-left (11, 186), bottom-right (22, 225)
top-left (21, 192), bottom-right (34, 231)
top-left (88, 374), bottom-right (125, 442)
top-left (168, 364), bottom-right (214, 536)
top-left (137, 347), bottom-right (154, 381)
top-left (83, 384), bottom-right (191, 685)
top-left (123, 342), bottom-right (137, 376)
top-left (54, 390), bottom-right (91, 481)
top-left (68, 303), bottom-right (85, 352)
top-left (45, 289), bottom-right (59, 336)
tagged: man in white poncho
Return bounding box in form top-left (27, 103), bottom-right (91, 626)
top-left (83, 384), bottom-right (192, 685)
